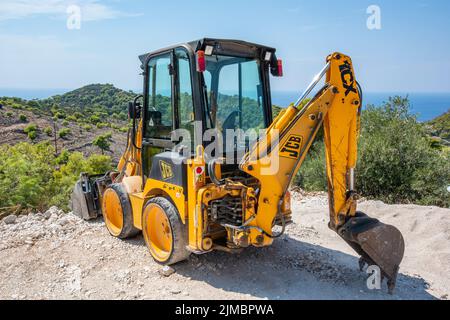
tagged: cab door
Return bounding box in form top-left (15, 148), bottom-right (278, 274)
top-left (142, 51), bottom-right (175, 177)
top-left (142, 48), bottom-right (196, 178)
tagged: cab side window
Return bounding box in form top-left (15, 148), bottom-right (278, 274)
top-left (146, 54), bottom-right (173, 139)
top-left (176, 49), bottom-right (195, 136)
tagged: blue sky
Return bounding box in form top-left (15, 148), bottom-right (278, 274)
top-left (0, 0), bottom-right (449, 93)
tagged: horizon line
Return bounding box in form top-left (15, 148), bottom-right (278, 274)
top-left (1, 87), bottom-right (450, 95)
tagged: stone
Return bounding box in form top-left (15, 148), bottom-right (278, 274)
top-left (3, 215), bottom-right (17, 225)
top-left (159, 266), bottom-right (175, 277)
top-left (58, 260), bottom-right (66, 268)
top-left (58, 217), bottom-right (69, 226)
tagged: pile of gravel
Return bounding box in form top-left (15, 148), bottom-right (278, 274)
top-left (0, 207), bottom-right (100, 251)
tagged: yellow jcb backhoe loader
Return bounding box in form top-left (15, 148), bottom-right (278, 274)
top-left (71, 39), bottom-right (405, 293)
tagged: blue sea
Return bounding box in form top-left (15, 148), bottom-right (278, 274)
top-left (271, 91), bottom-right (450, 122)
top-left (0, 88), bottom-right (70, 100)
top-left (1, 88), bottom-right (449, 122)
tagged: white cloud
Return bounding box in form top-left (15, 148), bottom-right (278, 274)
top-left (0, 0), bottom-right (137, 21)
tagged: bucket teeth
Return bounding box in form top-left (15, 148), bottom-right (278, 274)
top-left (338, 212), bottom-right (405, 294)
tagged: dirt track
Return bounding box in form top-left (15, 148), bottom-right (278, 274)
top-left (0, 193), bottom-right (449, 300)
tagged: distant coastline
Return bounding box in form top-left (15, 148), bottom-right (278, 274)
top-left (271, 91), bottom-right (450, 122)
top-left (1, 88), bottom-right (449, 122)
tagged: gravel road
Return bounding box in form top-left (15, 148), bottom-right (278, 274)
top-left (0, 193), bottom-right (448, 300)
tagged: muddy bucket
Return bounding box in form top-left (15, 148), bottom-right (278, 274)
top-left (338, 212), bottom-right (405, 293)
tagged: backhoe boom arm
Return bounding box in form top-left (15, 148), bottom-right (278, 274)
top-left (240, 53), bottom-right (405, 293)
top-left (241, 53), bottom-right (360, 232)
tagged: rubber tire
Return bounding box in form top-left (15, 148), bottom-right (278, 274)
top-left (103, 183), bottom-right (140, 239)
top-left (143, 197), bottom-right (191, 265)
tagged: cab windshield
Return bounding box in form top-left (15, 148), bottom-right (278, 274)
top-left (202, 55), bottom-right (266, 132)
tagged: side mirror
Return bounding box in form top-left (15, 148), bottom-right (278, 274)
top-left (128, 96), bottom-right (143, 120)
top-left (128, 101), bottom-right (135, 119)
top-left (128, 95), bottom-right (143, 150)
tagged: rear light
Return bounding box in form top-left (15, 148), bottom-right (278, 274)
top-left (276, 59), bottom-right (283, 77)
top-left (196, 50), bottom-right (206, 72)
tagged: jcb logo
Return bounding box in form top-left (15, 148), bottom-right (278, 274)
top-left (339, 60), bottom-right (357, 96)
top-left (160, 161), bottom-right (174, 180)
top-left (280, 135), bottom-right (303, 159)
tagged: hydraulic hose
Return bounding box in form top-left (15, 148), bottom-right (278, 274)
top-left (208, 159), bottom-right (225, 186)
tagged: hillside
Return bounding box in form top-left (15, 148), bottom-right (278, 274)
top-left (0, 84), bottom-right (287, 160)
top-left (427, 110), bottom-right (450, 141)
top-left (43, 84), bottom-right (135, 119)
top-left (0, 84), bottom-right (133, 162)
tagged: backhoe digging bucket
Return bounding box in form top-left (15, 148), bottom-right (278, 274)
top-left (338, 212), bottom-right (405, 294)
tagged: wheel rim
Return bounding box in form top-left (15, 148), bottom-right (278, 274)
top-left (143, 204), bottom-right (173, 262)
top-left (102, 188), bottom-right (123, 236)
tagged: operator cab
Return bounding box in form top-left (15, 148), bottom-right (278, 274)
top-left (138, 38), bottom-right (283, 177)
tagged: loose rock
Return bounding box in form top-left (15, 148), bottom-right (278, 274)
top-left (159, 266), bottom-right (175, 277)
top-left (3, 215), bottom-right (17, 225)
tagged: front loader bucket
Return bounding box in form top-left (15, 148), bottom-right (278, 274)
top-left (70, 173), bottom-right (100, 221)
top-left (338, 212), bottom-right (405, 294)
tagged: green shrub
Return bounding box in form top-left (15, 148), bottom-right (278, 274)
top-left (90, 115), bottom-right (101, 124)
top-left (119, 127), bottom-right (129, 133)
top-left (65, 115), bottom-right (77, 122)
top-left (0, 143), bottom-right (55, 210)
top-left (27, 100), bottom-right (40, 109)
top-left (0, 142), bottom-right (112, 211)
top-left (55, 149), bottom-right (70, 165)
top-left (93, 133), bottom-right (112, 154)
top-left (53, 112), bottom-right (66, 119)
top-left (19, 114), bottom-right (27, 122)
top-left (294, 139), bottom-right (327, 192)
top-left (82, 124), bottom-right (93, 131)
top-left (51, 152), bottom-right (112, 209)
top-left (295, 96), bottom-right (450, 207)
top-left (96, 122), bottom-right (109, 129)
top-left (58, 128), bottom-right (71, 139)
top-left (44, 126), bottom-right (53, 136)
top-left (27, 130), bottom-right (37, 141)
top-left (6, 112), bottom-right (13, 117)
top-left (24, 124), bottom-right (37, 134)
top-left (23, 124), bottom-right (38, 141)
top-left (62, 120), bottom-right (69, 126)
top-left (73, 112), bottom-right (84, 119)
top-left (357, 97), bottom-right (449, 207)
